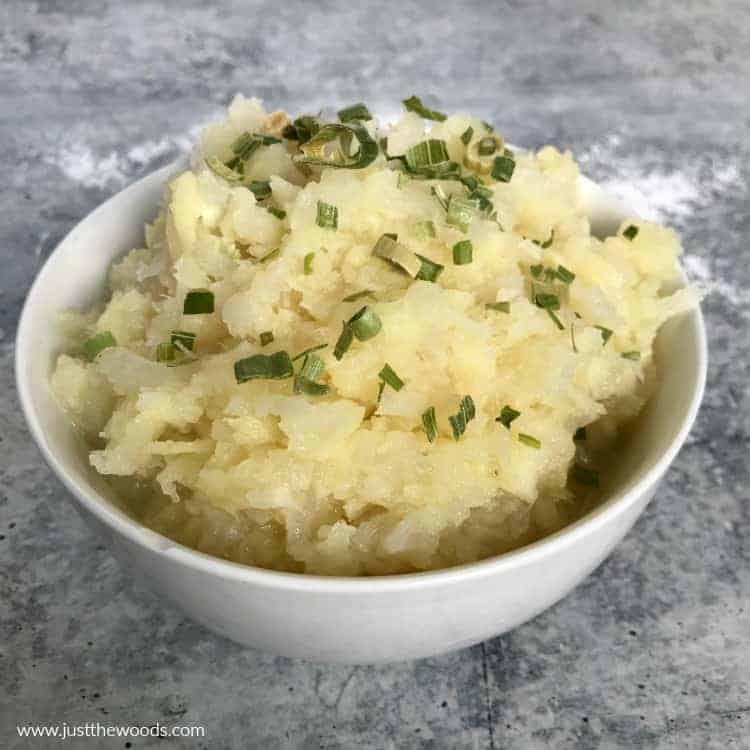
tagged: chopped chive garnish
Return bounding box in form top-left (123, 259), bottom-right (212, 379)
top-left (623, 224), bottom-right (639, 240)
top-left (496, 405), bottom-right (520, 429)
top-left (431, 185), bottom-right (449, 211)
top-left (518, 433), bottom-right (541, 449)
top-left (491, 153), bottom-right (515, 182)
top-left (486, 301), bottom-right (511, 313)
top-left (316, 200), bottom-right (338, 230)
top-left (573, 464), bottom-right (600, 487)
top-left (570, 321), bottom-right (578, 352)
top-left (303, 252), bottom-right (315, 275)
top-left (379, 363), bottom-right (405, 392)
top-left (452, 239), bottom-right (473, 265)
top-left (183, 290), bottom-right (214, 315)
top-left (155, 342), bottom-right (176, 362)
top-left (171, 330), bottom-right (196, 351)
top-left (294, 353), bottom-right (329, 396)
top-left (294, 122), bottom-right (379, 170)
top-left (422, 407), bottom-right (439, 443)
top-left (260, 331), bottom-right (274, 346)
top-left (349, 306), bottom-right (382, 341)
top-left (449, 395), bottom-right (476, 441)
top-left (530, 264), bottom-right (544, 279)
top-left (230, 132), bottom-right (262, 160)
top-left (294, 378), bottom-right (330, 396)
top-left (446, 197), bottom-right (476, 232)
top-left (260, 247), bottom-right (280, 263)
top-left (284, 115), bottom-right (320, 143)
top-left (404, 139), bottom-right (452, 177)
top-left (205, 156), bottom-right (243, 182)
top-left (621, 350), bottom-right (641, 361)
top-left (298, 352), bottom-right (325, 381)
top-left (556, 265), bottom-right (575, 284)
top-left (547, 309), bottom-right (565, 330)
top-left (415, 254), bottom-right (444, 282)
top-left (373, 233), bottom-right (421, 276)
top-left (402, 95), bottom-right (447, 122)
top-left (249, 180), bottom-right (272, 200)
top-left (534, 292), bottom-right (560, 311)
top-left (267, 206), bottom-right (286, 220)
top-left (377, 379), bottom-right (385, 404)
top-left (478, 136), bottom-right (498, 156)
top-left (234, 350), bottom-right (294, 383)
top-left (338, 102), bottom-right (372, 122)
top-left (460, 126), bottom-right (474, 145)
top-left (574, 426), bottom-right (587, 441)
top-left (413, 219), bottom-right (436, 239)
top-left (595, 325), bottom-right (613, 345)
top-left (343, 289), bottom-right (375, 303)
top-left (333, 321), bottom-right (354, 360)
top-left (292, 343), bottom-right (328, 361)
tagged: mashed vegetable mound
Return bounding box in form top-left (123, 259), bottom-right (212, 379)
top-left (51, 95), bottom-right (697, 575)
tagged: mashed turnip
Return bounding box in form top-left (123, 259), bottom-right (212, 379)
top-left (51, 95), bottom-right (697, 575)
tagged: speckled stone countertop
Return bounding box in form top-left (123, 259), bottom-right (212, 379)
top-left (1, 1), bottom-right (748, 748)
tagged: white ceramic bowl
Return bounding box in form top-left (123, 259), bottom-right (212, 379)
top-left (16, 164), bottom-right (707, 663)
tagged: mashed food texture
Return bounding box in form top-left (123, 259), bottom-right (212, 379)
top-left (51, 96), bottom-right (696, 574)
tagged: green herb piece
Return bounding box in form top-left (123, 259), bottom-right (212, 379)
top-left (452, 239), bottom-right (473, 265)
top-left (259, 331), bottom-right (274, 346)
top-left (292, 343), bottom-right (328, 361)
top-left (402, 95), bottom-right (447, 122)
top-left (449, 395), bottom-right (476, 440)
top-left (267, 206), bottom-right (286, 220)
top-left (294, 378), bottom-right (330, 396)
top-left (621, 350), bottom-right (641, 361)
top-left (623, 224), bottom-right (639, 241)
top-left (595, 325), bottom-right (613, 345)
top-left (338, 102), bottom-right (372, 122)
top-left (205, 156), bottom-right (243, 182)
top-left (431, 185), bottom-right (449, 211)
top-left (446, 197), bottom-right (476, 232)
top-left (491, 153), bottom-right (515, 182)
top-left (518, 433), bottom-right (541, 449)
top-left (171, 330), bottom-right (196, 352)
top-left (183, 290), bottom-right (214, 315)
top-left (260, 247), bottom-right (280, 263)
top-left (422, 406), bottom-right (439, 442)
top-left (299, 352), bottom-right (325, 381)
top-left (373, 233), bottom-right (421, 276)
top-left (486, 301), bottom-right (511, 313)
top-left (333, 321), bottom-right (354, 360)
top-left (377, 379), bottom-right (386, 404)
top-left (415, 253), bottom-right (444, 282)
top-left (572, 464), bottom-right (600, 487)
top-left (234, 351), bottom-right (294, 383)
top-left (482, 120), bottom-right (494, 132)
top-left (155, 342), bottom-right (176, 362)
top-left (349, 306), bottom-right (382, 341)
top-left (255, 133), bottom-right (282, 145)
top-left (379, 363), bottom-right (405, 392)
top-left (316, 200), bottom-right (338, 230)
top-left (574, 426), bottom-right (587, 441)
top-left (230, 132), bottom-right (262, 161)
top-left (284, 115), bottom-right (320, 143)
top-left (303, 252), bottom-right (315, 275)
top-left (534, 292), bottom-right (560, 311)
top-left (478, 136), bottom-right (498, 156)
top-left (413, 219), bottom-right (436, 239)
top-left (530, 264), bottom-right (544, 279)
top-left (294, 122), bottom-right (379, 170)
top-left (343, 289), bottom-right (375, 303)
top-left (556, 264), bottom-right (575, 284)
top-left (294, 353), bottom-right (329, 396)
top-left (248, 180), bottom-right (272, 200)
top-left (547, 309), bottom-right (565, 330)
top-left (571, 321), bottom-right (578, 351)
top-left (531, 231), bottom-right (555, 250)
top-left (460, 126), bottom-right (474, 145)
top-left (496, 405), bottom-right (520, 429)
top-left (404, 139), bottom-right (455, 178)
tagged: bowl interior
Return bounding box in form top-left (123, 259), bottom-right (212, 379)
top-left (16, 166), bottom-right (707, 577)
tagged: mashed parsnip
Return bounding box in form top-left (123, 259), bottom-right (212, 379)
top-left (51, 95), bottom-right (697, 575)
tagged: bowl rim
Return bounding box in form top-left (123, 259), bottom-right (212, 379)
top-left (15, 163), bottom-right (708, 593)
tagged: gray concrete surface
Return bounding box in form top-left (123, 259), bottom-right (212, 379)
top-left (1, 1), bottom-right (748, 747)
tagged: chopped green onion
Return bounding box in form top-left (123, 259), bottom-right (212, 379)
top-left (379, 363), bottom-right (405, 391)
top-left (254, 133), bottom-right (282, 145)
top-left (338, 102), bottom-right (372, 122)
top-left (570, 320), bottom-right (578, 351)
top-left (155, 342), bottom-right (176, 362)
top-left (530, 264), bottom-right (544, 279)
top-left (621, 350), bottom-right (641, 361)
top-left (303, 252), bottom-right (315, 275)
top-left (284, 115), bottom-right (320, 143)
top-left (377, 380), bottom-right (385, 404)
top-left (623, 224), bottom-right (639, 240)
top-left (534, 292), bottom-right (560, 311)
top-left (294, 352), bottom-right (329, 395)
top-left (496, 405), bottom-right (520, 429)
top-left (373, 233), bottom-right (421, 276)
top-left (402, 95), bottom-right (446, 122)
top-left (234, 350), bottom-right (294, 383)
top-left (572, 464), bottom-right (600, 487)
top-left (460, 126), bottom-right (474, 145)
top-left (230, 132), bottom-right (262, 161)
top-left (249, 180), bottom-right (272, 200)
top-left (431, 185), bottom-right (449, 211)
top-left (547, 309), bottom-right (565, 330)
top-left (183, 290), bottom-right (214, 315)
top-left (449, 395), bottom-right (476, 440)
top-left (556, 265), bottom-right (575, 284)
top-left (404, 139), bottom-right (455, 178)
top-left (486, 301), bottom-right (511, 313)
top-left (491, 153), bottom-right (515, 182)
top-left (532, 231), bottom-right (555, 249)
top-left (595, 325), bottom-right (613, 345)
top-left (415, 254), bottom-right (444, 282)
top-left (343, 289), bottom-right (375, 303)
top-left (349, 306), bottom-right (382, 341)
top-left (316, 200), bottom-right (338, 230)
top-left (518, 433), bottom-right (541, 449)
top-left (413, 219), bottom-right (436, 239)
top-left (294, 378), bottom-right (330, 396)
top-left (478, 136), bottom-right (498, 156)
top-left (446, 197), bottom-right (476, 232)
top-left (171, 330), bottom-right (196, 352)
top-left (292, 343), bottom-right (328, 361)
top-left (260, 331), bottom-right (274, 346)
top-left (574, 426), bottom-right (587, 441)
top-left (267, 206), bottom-right (286, 220)
top-left (298, 352), bottom-right (325, 381)
top-left (422, 406), bottom-right (439, 442)
top-left (452, 239), bottom-right (473, 265)
top-left (205, 156), bottom-right (243, 182)
top-left (260, 247), bottom-right (280, 263)
top-left (295, 123), bottom-right (379, 170)
top-left (333, 321), bottom-right (354, 360)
